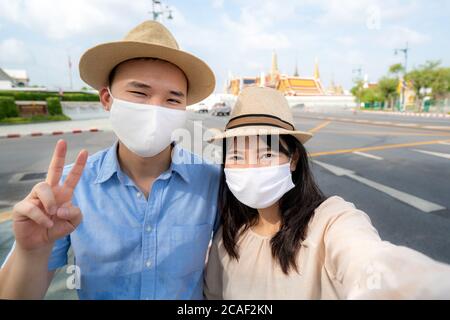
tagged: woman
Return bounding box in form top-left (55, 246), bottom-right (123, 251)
top-left (204, 86), bottom-right (450, 299)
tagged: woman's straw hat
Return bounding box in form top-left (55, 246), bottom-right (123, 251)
top-left (211, 87), bottom-right (313, 144)
top-left (79, 20), bottom-right (215, 105)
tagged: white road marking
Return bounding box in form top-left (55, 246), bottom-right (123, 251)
top-left (0, 201), bottom-right (15, 207)
top-left (438, 142), bottom-right (450, 146)
top-left (352, 151), bottom-right (384, 161)
top-left (313, 160), bottom-right (446, 213)
top-left (373, 121), bottom-right (393, 125)
top-left (423, 126), bottom-right (450, 130)
top-left (411, 149), bottom-right (450, 160)
top-left (396, 123), bottom-right (417, 127)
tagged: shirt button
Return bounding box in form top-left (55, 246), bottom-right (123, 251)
top-left (137, 192), bottom-right (142, 198)
top-left (146, 260), bottom-right (152, 268)
top-left (146, 226), bottom-right (152, 233)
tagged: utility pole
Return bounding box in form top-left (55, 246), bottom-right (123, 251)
top-left (352, 66), bottom-right (363, 109)
top-left (67, 53), bottom-right (73, 90)
top-left (395, 42), bottom-right (409, 112)
top-left (149, 0), bottom-right (173, 21)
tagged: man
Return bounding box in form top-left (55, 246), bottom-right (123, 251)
top-left (0, 21), bottom-right (219, 300)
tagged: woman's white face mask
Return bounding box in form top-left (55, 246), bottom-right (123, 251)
top-left (224, 136), bottom-right (295, 209)
top-left (108, 88), bottom-right (187, 157)
top-left (224, 162), bottom-right (295, 209)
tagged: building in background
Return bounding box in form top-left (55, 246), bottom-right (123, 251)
top-left (224, 52), bottom-right (355, 111)
top-left (226, 52), bottom-right (339, 97)
top-left (0, 68), bottom-right (30, 88)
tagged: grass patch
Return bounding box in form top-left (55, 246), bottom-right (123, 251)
top-left (0, 114), bottom-right (71, 125)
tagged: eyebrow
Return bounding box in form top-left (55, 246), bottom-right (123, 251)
top-left (127, 81), bottom-right (152, 90)
top-left (169, 90), bottom-right (185, 98)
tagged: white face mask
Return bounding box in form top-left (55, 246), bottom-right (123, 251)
top-left (224, 163), bottom-right (295, 209)
top-left (108, 89), bottom-right (187, 158)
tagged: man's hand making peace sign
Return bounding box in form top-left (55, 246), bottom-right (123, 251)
top-left (12, 140), bottom-right (88, 251)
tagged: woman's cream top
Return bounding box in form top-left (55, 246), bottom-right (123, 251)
top-left (204, 196), bottom-right (450, 299)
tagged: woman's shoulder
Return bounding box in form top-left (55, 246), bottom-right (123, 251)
top-left (315, 195), bottom-right (354, 211)
top-left (306, 195), bottom-right (377, 244)
top-left (313, 195), bottom-right (365, 219)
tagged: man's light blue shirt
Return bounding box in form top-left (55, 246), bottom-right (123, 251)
top-left (49, 142), bottom-right (221, 300)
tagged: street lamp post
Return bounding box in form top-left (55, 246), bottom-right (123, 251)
top-left (150, 0), bottom-right (173, 21)
top-left (352, 66), bottom-right (363, 110)
top-left (394, 42), bottom-right (409, 112)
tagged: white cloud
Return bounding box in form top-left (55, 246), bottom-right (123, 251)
top-left (314, 0), bottom-right (421, 30)
top-left (211, 0), bottom-right (224, 9)
top-left (0, 0), bottom-right (149, 40)
top-left (335, 36), bottom-right (357, 46)
top-left (0, 38), bottom-right (32, 65)
top-left (375, 26), bottom-right (430, 48)
top-left (0, 0), bottom-right (444, 91)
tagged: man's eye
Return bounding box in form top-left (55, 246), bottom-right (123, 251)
top-left (129, 91), bottom-right (146, 96)
top-left (168, 99), bottom-right (181, 104)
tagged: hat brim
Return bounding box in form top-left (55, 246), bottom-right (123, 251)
top-left (79, 41), bottom-right (215, 105)
top-left (207, 125), bottom-right (313, 145)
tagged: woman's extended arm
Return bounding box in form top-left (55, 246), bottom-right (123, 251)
top-left (323, 205), bottom-right (450, 299)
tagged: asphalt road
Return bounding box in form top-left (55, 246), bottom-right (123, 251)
top-left (1, 110), bottom-right (449, 299)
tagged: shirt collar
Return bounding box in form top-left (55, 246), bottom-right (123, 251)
top-left (94, 141), bottom-right (122, 185)
top-left (169, 143), bottom-right (191, 184)
top-left (94, 142), bottom-right (191, 185)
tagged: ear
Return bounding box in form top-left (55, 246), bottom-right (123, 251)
top-left (99, 87), bottom-right (113, 111)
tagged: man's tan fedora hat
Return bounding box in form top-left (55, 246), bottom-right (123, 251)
top-left (79, 20), bottom-right (215, 105)
top-left (211, 86), bottom-right (313, 144)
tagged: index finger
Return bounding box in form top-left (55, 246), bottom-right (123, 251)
top-left (46, 139), bottom-right (67, 187)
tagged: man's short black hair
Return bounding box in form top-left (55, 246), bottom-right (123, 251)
top-left (108, 57), bottom-right (161, 87)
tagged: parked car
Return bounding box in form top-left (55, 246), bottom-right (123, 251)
top-left (196, 103), bottom-right (209, 113)
top-left (211, 102), bottom-right (231, 116)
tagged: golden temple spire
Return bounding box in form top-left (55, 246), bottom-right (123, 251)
top-left (314, 57), bottom-right (320, 80)
top-left (271, 50), bottom-right (279, 77)
top-left (294, 58), bottom-right (299, 77)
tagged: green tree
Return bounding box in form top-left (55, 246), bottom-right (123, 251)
top-left (0, 96), bottom-right (19, 119)
top-left (46, 97), bottom-right (63, 116)
top-left (378, 77), bottom-right (399, 109)
top-left (351, 79), bottom-right (365, 108)
top-left (361, 87), bottom-right (383, 105)
top-left (406, 60), bottom-right (450, 106)
top-left (389, 63), bottom-right (405, 76)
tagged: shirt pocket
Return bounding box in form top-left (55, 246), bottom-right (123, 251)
top-left (169, 224), bottom-right (213, 277)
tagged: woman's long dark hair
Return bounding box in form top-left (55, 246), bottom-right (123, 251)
top-left (219, 134), bottom-right (327, 275)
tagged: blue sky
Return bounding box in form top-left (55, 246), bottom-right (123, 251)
top-left (0, 0), bottom-right (449, 92)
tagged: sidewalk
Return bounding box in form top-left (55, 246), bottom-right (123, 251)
top-left (0, 118), bottom-right (112, 139)
top-left (357, 109), bottom-right (450, 119)
top-left (298, 113), bottom-right (450, 133)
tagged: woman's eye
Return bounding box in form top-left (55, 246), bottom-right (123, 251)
top-left (227, 155), bottom-right (241, 161)
top-left (168, 99), bottom-right (181, 104)
top-left (261, 153), bottom-right (273, 159)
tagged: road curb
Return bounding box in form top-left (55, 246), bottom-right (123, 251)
top-left (355, 110), bottom-right (450, 119)
top-left (0, 128), bottom-right (102, 139)
top-left (298, 114), bottom-right (450, 133)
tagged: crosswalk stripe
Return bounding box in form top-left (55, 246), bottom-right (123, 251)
top-left (352, 151), bottom-right (384, 160)
top-left (313, 160), bottom-right (446, 213)
top-left (411, 149), bottom-right (450, 160)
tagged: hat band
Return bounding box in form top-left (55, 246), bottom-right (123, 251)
top-left (226, 114), bottom-right (295, 131)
